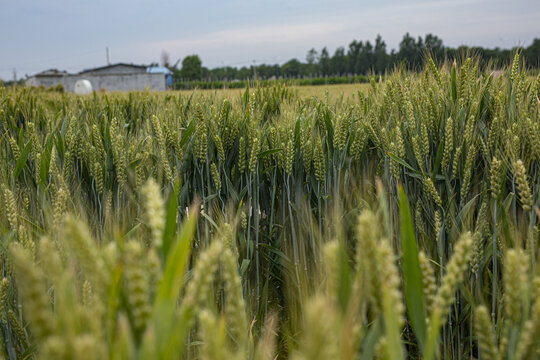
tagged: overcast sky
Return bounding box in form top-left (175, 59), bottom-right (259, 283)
top-left (1, 0), bottom-right (539, 80)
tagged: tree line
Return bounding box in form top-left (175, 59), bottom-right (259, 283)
top-left (172, 32), bottom-right (540, 82)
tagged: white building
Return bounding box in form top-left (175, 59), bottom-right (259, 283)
top-left (26, 63), bottom-right (172, 92)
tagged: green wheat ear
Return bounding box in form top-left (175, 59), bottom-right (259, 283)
top-left (376, 239), bottom-right (405, 359)
top-left (64, 215), bottom-right (107, 294)
top-left (503, 249), bottom-right (528, 326)
top-left (9, 244), bottom-right (55, 342)
top-left (291, 296), bottom-right (340, 360)
top-left (432, 232), bottom-right (473, 322)
top-left (323, 240), bottom-right (340, 301)
top-left (425, 232), bottom-right (474, 360)
top-left (513, 159), bottom-right (532, 211)
top-left (475, 305), bottom-right (499, 360)
top-left (142, 178), bottom-right (165, 248)
top-left (419, 251), bottom-right (436, 315)
top-left (514, 276), bottom-right (540, 359)
top-left (125, 241), bottom-right (151, 335)
top-left (221, 246), bottom-right (248, 348)
top-left (2, 185), bottom-right (17, 230)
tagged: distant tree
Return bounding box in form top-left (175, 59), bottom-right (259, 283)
top-left (319, 47), bottom-right (331, 76)
top-left (306, 48), bottom-right (318, 65)
top-left (237, 66), bottom-right (251, 80)
top-left (331, 47), bottom-right (347, 75)
top-left (389, 49), bottom-right (398, 68)
top-left (211, 66), bottom-right (240, 80)
top-left (373, 35), bottom-right (389, 74)
top-left (357, 41), bottom-right (373, 74)
top-left (202, 67), bottom-right (210, 80)
top-left (257, 64), bottom-right (281, 79)
top-left (306, 48), bottom-right (319, 75)
top-left (525, 38), bottom-right (540, 67)
top-left (424, 34), bottom-right (444, 62)
top-left (348, 40), bottom-right (362, 74)
top-left (180, 55), bottom-right (203, 80)
top-left (399, 33), bottom-right (423, 69)
top-left (281, 59), bottom-right (302, 77)
top-left (171, 33), bottom-right (539, 88)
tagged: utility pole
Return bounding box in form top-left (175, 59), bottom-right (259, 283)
top-left (252, 60), bottom-right (257, 81)
top-left (106, 47), bottom-right (110, 65)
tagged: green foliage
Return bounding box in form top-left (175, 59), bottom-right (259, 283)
top-left (180, 55), bottom-right (203, 81)
top-left (182, 34), bottom-right (539, 86)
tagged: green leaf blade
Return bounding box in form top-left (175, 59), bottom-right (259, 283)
top-left (398, 186), bottom-right (427, 350)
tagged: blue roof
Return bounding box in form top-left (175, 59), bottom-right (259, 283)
top-left (147, 66), bottom-right (172, 74)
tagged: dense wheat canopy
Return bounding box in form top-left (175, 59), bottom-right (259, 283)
top-left (0, 54), bottom-right (539, 359)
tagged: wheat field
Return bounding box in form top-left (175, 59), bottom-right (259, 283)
top-left (176, 83), bottom-right (370, 100)
top-left (0, 53), bottom-right (539, 359)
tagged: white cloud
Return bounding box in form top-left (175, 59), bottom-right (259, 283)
top-left (143, 0), bottom-right (496, 59)
top-left (385, 0), bottom-right (487, 12)
top-left (148, 22), bottom-right (348, 52)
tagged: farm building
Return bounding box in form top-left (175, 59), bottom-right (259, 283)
top-left (26, 63), bottom-right (172, 92)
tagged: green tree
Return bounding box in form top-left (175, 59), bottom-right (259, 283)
top-left (348, 40), bottom-right (362, 74)
top-left (180, 55), bottom-right (203, 81)
top-left (319, 47), bottom-right (331, 76)
top-left (374, 35), bottom-right (389, 74)
top-left (331, 47), bottom-right (347, 75)
top-left (525, 38), bottom-right (540, 67)
top-left (399, 33), bottom-right (423, 69)
top-left (306, 48), bottom-right (319, 75)
top-left (357, 41), bottom-right (373, 74)
top-left (281, 59), bottom-right (302, 77)
top-left (425, 33), bottom-right (444, 62)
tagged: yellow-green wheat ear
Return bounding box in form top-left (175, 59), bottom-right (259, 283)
top-left (9, 244), bottom-right (55, 342)
top-left (238, 136), bottom-right (246, 173)
top-left (503, 249), bottom-right (528, 326)
top-left (513, 159), bottom-right (532, 211)
top-left (0, 278), bottom-right (9, 313)
top-left (313, 136), bottom-right (326, 182)
top-left (490, 157), bottom-right (503, 199)
top-left (180, 240), bottom-right (224, 320)
top-left (356, 210), bottom-right (382, 313)
top-left (424, 177), bottom-right (442, 208)
top-left (254, 315), bottom-right (277, 360)
top-left (514, 276), bottom-right (540, 359)
top-left (64, 215), bottom-right (107, 294)
top-left (221, 246), bottom-right (248, 348)
top-left (214, 134), bottom-right (225, 163)
top-left (7, 309), bottom-right (27, 346)
top-left (323, 240), bottom-right (340, 301)
top-left (290, 296), bottom-right (340, 360)
top-left (432, 231), bottom-right (474, 324)
top-left (142, 178), bottom-right (165, 248)
top-left (2, 185), bottom-right (17, 230)
top-left (302, 139), bottom-right (313, 173)
top-left (442, 117), bottom-right (453, 171)
top-left (249, 137), bottom-right (259, 173)
top-left (419, 251), bottom-right (436, 315)
top-left (377, 240), bottom-right (405, 327)
top-left (474, 305), bottom-right (499, 360)
top-left (198, 309), bottom-right (229, 360)
top-left (510, 51), bottom-right (521, 84)
top-left (285, 139), bottom-right (294, 176)
top-left (125, 241), bottom-right (151, 335)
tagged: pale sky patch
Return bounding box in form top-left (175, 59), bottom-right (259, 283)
top-left (0, 0), bottom-right (538, 80)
